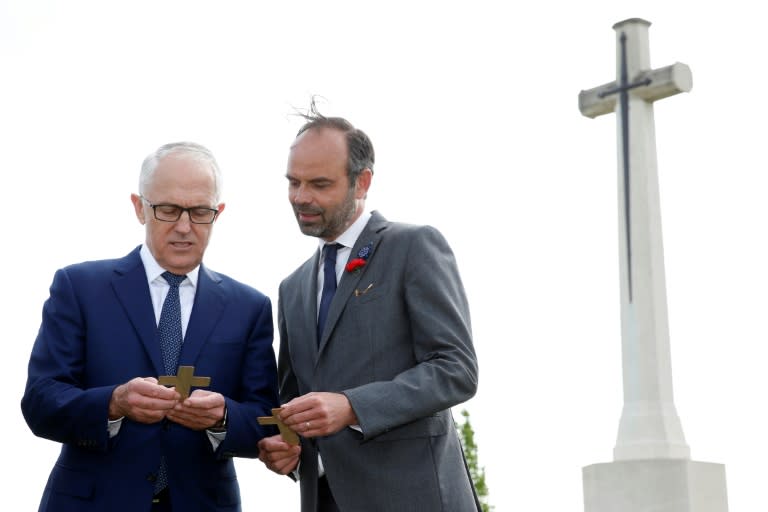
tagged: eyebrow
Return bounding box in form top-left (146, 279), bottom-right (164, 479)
top-left (286, 174), bottom-right (335, 184)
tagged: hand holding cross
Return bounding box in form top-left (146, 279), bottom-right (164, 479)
top-left (258, 408), bottom-right (300, 445)
top-left (158, 365), bottom-right (211, 400)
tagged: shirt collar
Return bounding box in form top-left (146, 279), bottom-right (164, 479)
top-left (139, 244), bottom-right (200, 287)
top-left (317, 211), bottom-right (372, 252)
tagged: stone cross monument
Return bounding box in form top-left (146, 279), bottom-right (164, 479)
top-left (578, 18), bottom-right (728, 511)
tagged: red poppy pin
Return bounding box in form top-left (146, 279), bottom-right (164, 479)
top-left (345, 241), bottom-right (373, 273)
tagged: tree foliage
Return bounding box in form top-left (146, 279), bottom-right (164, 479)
top-left (458, 409), bottom-right (493, 512)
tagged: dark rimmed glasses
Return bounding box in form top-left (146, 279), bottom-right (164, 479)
top-left (140, 195), bottom-right (219, 224)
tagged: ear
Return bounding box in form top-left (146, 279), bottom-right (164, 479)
top-left (130, 193), bottom-right (146, 225)
top-left (355, 168), bottom-right (373, 200)
top-left (214, 202), bottom-right (226, 222)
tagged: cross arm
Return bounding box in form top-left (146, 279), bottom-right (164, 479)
top-left (257, 408), bottom-right (300, 445)
top-left (578, 62), bottom-right (693, 119)
top-left (158, 365), bottom-right (211, 400)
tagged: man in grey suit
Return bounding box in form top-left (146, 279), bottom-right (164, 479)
top-left (258, 104), bottom-right (481, 512)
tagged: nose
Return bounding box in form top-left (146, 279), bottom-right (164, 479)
top-left (173, 212), bottom-right (193, 233)
top-left (292, 184), bottom-right (312, 205)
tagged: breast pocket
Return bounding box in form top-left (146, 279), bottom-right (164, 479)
top-left (352, 282), bottom-right (388, 304)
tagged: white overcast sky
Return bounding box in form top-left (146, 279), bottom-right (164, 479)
top-left (3, 1), bottom-right (767, 510)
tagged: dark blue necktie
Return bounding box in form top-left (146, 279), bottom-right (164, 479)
top-left (155, 271), bottom-right (186, 495)
top-left (317, 243), bottom-right (341, 342)
top-left (158, 271), bottom-right (186, 374)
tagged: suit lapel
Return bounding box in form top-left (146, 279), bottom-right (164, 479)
top-left (112, 248), bottom-right (165, 376)
top-left (318, 212), bottom-right (389, 353)
top-left (305, 251), bottom-right (323, 355)
top-left (180, 265), bottom-right (226, 366)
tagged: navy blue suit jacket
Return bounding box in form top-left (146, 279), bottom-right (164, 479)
top-left (22, 247), bottom-right (279, 512)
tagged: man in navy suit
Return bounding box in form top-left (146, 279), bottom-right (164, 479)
top-left (22, 142), bottom-right (279, 511)
top-left (258, 105), bottom-right (481, 511)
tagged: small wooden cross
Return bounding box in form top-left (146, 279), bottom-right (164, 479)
top-left (158, 365), bottom-right (211, 400)
top-left (258, 408), bottom-right (299, 445)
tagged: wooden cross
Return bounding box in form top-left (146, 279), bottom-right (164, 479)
top-left (158, 365), bottom-right (211, 400)
top-left (257, 408), bottom-right (299, 445)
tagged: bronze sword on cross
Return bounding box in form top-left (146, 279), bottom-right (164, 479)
top-left (596, 31), bottom-right (651, 302)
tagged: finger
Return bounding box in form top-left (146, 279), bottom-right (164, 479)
top-left (138, 399), bottom-right (175, 414)
top-left (279, 397), bottom-right (314, 419)
top-left (273, 455), bottom-right (300, 475)
top-left (173, 402), bottom-right (221, 424)
top-left (259, 435), bottom-right (286, 450)
top-left (184, 391), bottom-right (224, 409)
top-left (149, 384), bottom-right (181, 400)
top-left (121, 391), bottom-right (176, 413)
top-left (131, 409), bottom-right (168, 424)
top-left (166, 413), bottom-right (206, 430)
top-left (166, 408), bottom-right (198, 423)
top-left (188, 389), bottom-right (215, 398)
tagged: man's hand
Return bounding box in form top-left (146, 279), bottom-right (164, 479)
top-left (109, 377), bottom-right (179, 424)
top-left (278, 392), bottom-right (358, 438)
top-left (165, 389), bottom-right (226, 431)
top-left (258, 434), bottom-right (301, 475)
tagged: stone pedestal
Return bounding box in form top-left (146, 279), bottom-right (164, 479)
top-left (583, 460), bottom-right (728, 512)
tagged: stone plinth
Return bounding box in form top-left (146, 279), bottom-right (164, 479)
top-left (583, 460), bottom-right (728, 512)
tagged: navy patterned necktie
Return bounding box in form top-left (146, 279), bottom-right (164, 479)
top-left (317, 243), bottom-right (341, 342)
top-left (155, 271), bottom-right (186, 495)
top-left (158, 271), bottom-right (186, 374)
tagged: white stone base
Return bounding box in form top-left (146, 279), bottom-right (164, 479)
top-left (583, 459), bottom-right (728, 512)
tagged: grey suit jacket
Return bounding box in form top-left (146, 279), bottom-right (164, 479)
top-left (277, 211), bottom-right (480, 512)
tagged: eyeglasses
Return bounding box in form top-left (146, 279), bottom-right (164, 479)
top-left (140, 195), bottom-right (219, 224)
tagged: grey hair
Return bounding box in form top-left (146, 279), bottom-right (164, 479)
top-left (139, 141), bottom-right (223, 202)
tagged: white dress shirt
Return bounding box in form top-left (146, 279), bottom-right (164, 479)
top-left (316, 211), bottom-right (371, 314)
